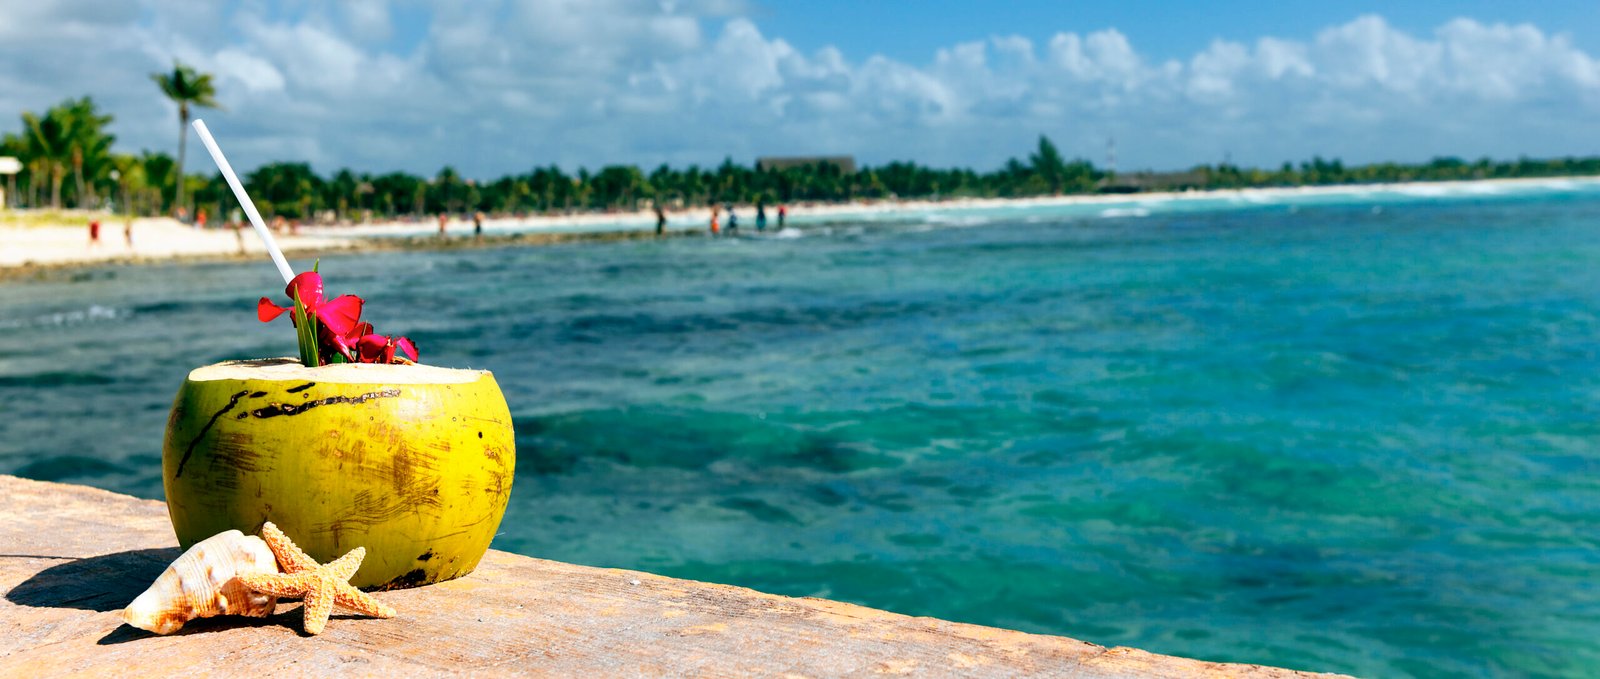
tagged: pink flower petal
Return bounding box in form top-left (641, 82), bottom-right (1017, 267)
top-left (285, 272), bottom-right (325, 307)
top-left (258, 297), bottom-right (290, 323)
top-left (355, 334), bottom-right (390, 363)
top-left (395, 337), bottom-right (419, 362)
top-left (315, 295), bottom-right (365, 336)
top-left (344, 322), bottom-right (374, 342)
top-left (317, 323), bottom-right (356, 361)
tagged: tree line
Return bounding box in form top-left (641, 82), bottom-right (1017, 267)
top-left (5, 67), bottom-right (1600, 223)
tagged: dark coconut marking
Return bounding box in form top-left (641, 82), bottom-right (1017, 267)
top-left (375, 567), bottom-right (429, 591)
top-left (174, 390), bottom-right (249, 478)
top-left (237, 389), bottom-right (402, 419)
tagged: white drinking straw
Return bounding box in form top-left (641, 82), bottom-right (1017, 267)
top-left (191, 119), bottom-right (295, 284)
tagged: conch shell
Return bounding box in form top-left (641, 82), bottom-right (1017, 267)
top-left (121, 529), bottom-right (281, 634)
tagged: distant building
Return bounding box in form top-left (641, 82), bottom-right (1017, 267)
top-left (757, 156), bottom-right (857, 174)
top-left (1097, 170), bottom-right (1209, 193)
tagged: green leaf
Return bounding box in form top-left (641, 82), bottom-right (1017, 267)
top-left (292, 288), bottom-right (321, 367)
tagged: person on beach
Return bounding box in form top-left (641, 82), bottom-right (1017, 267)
top-left (473, 211), bottom-right (484, 239)
top-left (196, 208), bottom-right (208, 230)
top-left (438, 213), bottom-right (448, 237)
top-left (124, 217), bottom-right (134, 249)
top-left (709, 204), bottom-right (720, 235)
top-left (655, 203), bottom-right (667, 235)
top-left (778, 204), bottom-right (787, 229)
top-left (88, 219), bottom-right (101, 248)
top-left (233, 220), bottom-right (246, 254)
top-left (756, 202), bottom-right (767, 232)
top-left (726, 204), bottom-right (738, 233)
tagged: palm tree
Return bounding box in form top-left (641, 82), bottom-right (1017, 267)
top-left (22, 109), bottom-right (69, 208)
top-left (1030, 135), bottom-right (1067, 194)
top-left (110, 154), bottom-right (146, 215)
top-left (151, 61), bottom-right (221, 216)
top-left (58, 97), bottom-right (115, 208)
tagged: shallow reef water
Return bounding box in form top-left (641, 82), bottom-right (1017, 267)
top-left (4, 183), bottom-right (1600, 677)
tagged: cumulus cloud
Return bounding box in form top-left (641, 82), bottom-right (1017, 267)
top-left (2, 3), bottom-right (1598, 176)
top-left (341, 0), bottom-right (392, 45)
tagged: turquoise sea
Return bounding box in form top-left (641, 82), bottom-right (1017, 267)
top-left (4, 180), bottom-right (1600, 676)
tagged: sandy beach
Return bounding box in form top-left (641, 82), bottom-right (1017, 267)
top-left (0, 217), bottom-right (358, 271)
top-left (5, 175), bottom-right (1597, 276)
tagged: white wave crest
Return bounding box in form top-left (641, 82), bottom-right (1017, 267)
top-left (924, 214), bottom-right (990, 227)
top-left (0, 305), bottom-right (127, 330)
top-left (1099, 207), bottom-right (1150, 218)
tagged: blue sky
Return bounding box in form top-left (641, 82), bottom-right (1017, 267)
top-left (3, 1), bottom-right (1599, 178)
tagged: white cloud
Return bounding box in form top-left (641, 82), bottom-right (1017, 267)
top-left (2, 4), bottom-right (1599, 176)
top-left (341, 0), bottom-right (392, 45)
top-left (1314, 15), bottom-right (1441, 93)
top-left (1046, 30), bottom-right (1144, 84)
top-left (1188, 40), bottom-right (1253, 101)
top-left (1256, 38), bottom-right (1313, 80)
top-left (211, 49), bottom-right (287, 94)
top-left (1434, 18), bottom-right (1600, 99)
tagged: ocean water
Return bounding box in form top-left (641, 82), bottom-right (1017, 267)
top-left (4, 183), bottom-right (1600, 676)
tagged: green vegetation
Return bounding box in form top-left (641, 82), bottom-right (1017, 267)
top-left (150, 60), bottom-right (221, 217)
top-left (5, 87), bottom-right (1600, 224)
top-left (1, 95), bottom-right (171, 216)
top-left (11, 97), bottom-right (115, 210)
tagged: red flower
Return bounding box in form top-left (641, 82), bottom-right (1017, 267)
top-left (355, 333), bottom-right (419, 364)
top-left (318, 321), bottom-right (371, 363)
top-left (257, 272), bottom-right (364, 337)
top-left (256, 270), bottom-right (417, 365)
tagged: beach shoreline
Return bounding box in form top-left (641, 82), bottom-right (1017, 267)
top-left (0, 222), bottom-right (701, 281)
top-left (5, 174), bottom-right (1598, 278)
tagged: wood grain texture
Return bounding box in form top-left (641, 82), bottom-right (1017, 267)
top-left (0, 475), bottom-right (1346, 677)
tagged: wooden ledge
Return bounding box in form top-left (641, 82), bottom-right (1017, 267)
top-left (0, 475), bottom-right (1344, 677)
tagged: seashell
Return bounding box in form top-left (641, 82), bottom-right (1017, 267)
top-left (121, 529), bottom-right (281, 634)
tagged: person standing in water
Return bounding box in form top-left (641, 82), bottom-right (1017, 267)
top-left (709, 204), bottom-right (720, 235)
top-left (778, 204), bottom-right (787, 229)
top-left (726, 204), bottom-right (738, 233)
top-left (654, 203), bottom-right (667, 235)
top-left (473, 211), bottom-right (484, 239)
top-left (755, 202), bottom-right (767, 232)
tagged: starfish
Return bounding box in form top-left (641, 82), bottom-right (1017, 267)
top-left (237, 521), bottom-right (398, 635)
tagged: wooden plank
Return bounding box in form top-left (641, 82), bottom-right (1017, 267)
top-left (0, 475), bottom-right (1344, 677)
